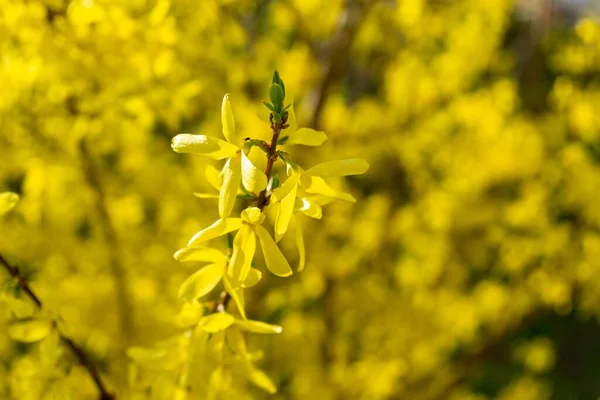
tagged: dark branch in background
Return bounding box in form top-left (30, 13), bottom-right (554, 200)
top-left (79, 139), bottom-right (133, 342)
top-left (308, 0), bottom-right (374, 129)
top-left (0, 253), bottom-right (115, 400)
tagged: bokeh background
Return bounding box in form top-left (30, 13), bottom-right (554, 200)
top-left (2, 0), bottom-right (600, 399)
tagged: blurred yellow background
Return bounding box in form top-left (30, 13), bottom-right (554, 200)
top-left (2, 0), bottom-right (600, 399)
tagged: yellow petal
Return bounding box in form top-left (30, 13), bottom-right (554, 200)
top-left (300, 176), bottom-right (356, 202)
top-left (8, 318), bottom-right (53, 343)
top-left (298, 197), bottom-right (323, 219)
top-left (188, 218), bottom-right (243, 246)
top-left (274, 182), bottom-right (297, 242)
top-left (171, 134), bottom-right (239, 159)
top-left (175, 303), bottom-right (205, 327)
top-left (223, 274), bottom-right (246, 319)
top-left (270, 174), bottom-right (299, 203)
top-left (247, 368), bottom-right (277, 394)
top-left (255, 226), bottom-right (292, 277)
top-left (295, 216), bottom-right (305, 272)
top-left (193, 193), bottom-right (219, 199)
top-left (127, 344), bottom-right (185, 371)
top-left (228, 225), bottom-right (256, 284)
top-left (198, 313), bottom-right (235, 333)
top-left (235, 319), bottom-right (282, 334)
top-left (221, 93), bottom-right (237, 144)
top-left (240, 207), bottom-right (265, 225)
top-left (205, 165), bottom-right (222, 190)
top-left (242, 268), bottom-right (262, 288)
top-left (0, 192), bottom-right (19, 217)
top-left (219, 154), bottom-right (242, 219)
top-left (178, 263), bottom-right (225, 302)
top-left (241, 150), bottom-right (268, 194)
top-left (174, 246), bottom-right (226, 263)
top-left (226, 325), bottom-right (248, 356)
top-left (304, 159), bottom-right (369, 177)
top-left (286, 128), bottom-right (327, 146)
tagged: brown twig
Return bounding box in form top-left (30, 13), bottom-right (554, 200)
top-left (79, 139), bottom-right (133, 342)
top-left (0, 252), bottom-right (115, 400)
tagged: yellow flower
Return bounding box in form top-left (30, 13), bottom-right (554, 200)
top-left (171, 94), bottom-right (267, 219)
top-left (270, 159), bottom-right (369, 270)
top-left (186, 207), bottom-right (293, 283)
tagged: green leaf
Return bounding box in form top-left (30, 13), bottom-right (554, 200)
top-left (198, 312), bottom-right (235, 333)
top-left (235, 319), bottom-right (282, 334)
top-left (8, 318), bottom-right (53, 343)
top-left (272, 70), bottom-right (285, 97)
top-left (269, 83), bottom-right (284, 111)
top-left (178, 263), bottom-right (225, 302)
top-left (262, 101), bottom-right (275, 112)
top-left (0, 192), bottom-right (19, 217)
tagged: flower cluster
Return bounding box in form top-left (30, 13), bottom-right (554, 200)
top-left (128, 72), bottom-right (368, 394)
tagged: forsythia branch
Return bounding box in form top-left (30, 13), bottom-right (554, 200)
top-left (213, 110), bottom-right (289, 313)
top-left (0, 252), bottom-right (115, 400)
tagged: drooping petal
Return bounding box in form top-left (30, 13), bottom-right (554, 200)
top-left (298, 197), bottom-right (323, 219)
top-left (173, 246), bottom-right (226, 263)
top-left (304, 159), bottom-right (369, 177)
top-left (228, 225), bottom-right (256, 284)
top-left (235, 319), bottom-right (282, 334)
top-left (205, 165), bottom-right (222, 190)
top-left (178, 263), bottom-right (225, 302)
top-left (223, 274), bottom-right (246, 319)
top-left (270, 174), bottom-right (299, 203)
top-left (198, 313), bottom-right (235, 333)
top-left (274, 181), bottom-right (297, 242)
top-left (286, 128), bottom-right (327, 146)
top-left (0, 192), bottom-right (19, 217)
top-left (248, 368), bottom-right (277, 394)
top-left (171, 134), bottom-right (239, 159)
top-left (226, 325), bottom-right (248, 356)
top-left (221, 94), bottom-right (237, 144)
top-left (300, 175), bottom-right (356, 203)
top-left (219, 154), bottom-right (242, 219)
top-left (295, 216), bottom-right (305, 272)
top-left (187, 218), bottom-right (243, 246)
top-left (242, 268), bottom-right (262, 288)
top-left (241, 151), bottom-right (268, 194)
top-left (255, 226), bottom-right (292, 277)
